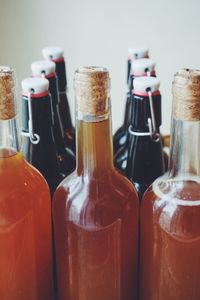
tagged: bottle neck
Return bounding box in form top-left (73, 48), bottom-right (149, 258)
top-left (48, 76), bottom-right (60, 106)
top-left (168, 118), bottom-right (200, 178)
top-left (0, 117), bottom-right (20, 156)
top-left (55, 60), bottom-right (67, 92)
top-left (130, 93), bottom-right (161, 132)
top-left (22, 94), bottom-right (53, 134)
top-left (76, 115), bottom-right (114, 177)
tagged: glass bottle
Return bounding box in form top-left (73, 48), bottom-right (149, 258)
top-left (114, 58), bottom-right (156, 173)
top-left (53, 66), bottom-right (139, 300)
top-left (113, 47), bottom-right (149, 154)
top-left (0, 67), bottom-right (53, 299)
top-left (42, 46), bottom-right (76, 154)
top-left (31, 60), bottom-right (76, 176)
top-left (21, 77), bottom-right (64, 196)
top-left (140, 68), bottom-right (200, 300)
top-left (125, 76), bottom-right (165, 199)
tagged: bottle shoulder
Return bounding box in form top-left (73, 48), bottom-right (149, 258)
top-left (55, 169), bottom-right (138, 197)
top-left (0, 152), bottom-right (50, 195)
top-left (141, 173), bottom-right (200, 239)
top-left (53, 169), bottom-right (139, 226)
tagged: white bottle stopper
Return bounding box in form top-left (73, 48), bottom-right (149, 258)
top-left (22, 77), bottom-right (49, 94)
top-left (31, 60), bottom-right (56, 76)
top-left (42, 46), bottom-right (64, 61)
top-left (131, 58), bottom-right (156, 76)
top-left (133, 76), bottom-right (160, 94)
top-left (128, 47), bottom-right (149, 60)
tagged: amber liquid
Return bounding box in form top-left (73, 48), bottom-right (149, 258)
top-left (53, 119), bottom-right (139, 300)
top-left (140, 179), bottom-right (200, 300)
top-left (0, 148), bottom-right (53, 300)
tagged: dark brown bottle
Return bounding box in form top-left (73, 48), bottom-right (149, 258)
top-left (21, 77), bottom-right (64, 197)
top-left (125, 76), bottom-right (165, 199)
top-left (114, 58), bottom-right (156, 173)
top-left (42, 46), bottom-right (76, 154)
top-left (31, 60), bottom-right (76, 177)
top-left (113, 48), bottom-right (149, 154)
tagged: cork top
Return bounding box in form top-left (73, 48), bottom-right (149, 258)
top-left (0, 66), bottom-right (16, 120)
top-left (172, 69), bottom-right (200, 121)
top-left (74, 66), bottom-right (110, 119)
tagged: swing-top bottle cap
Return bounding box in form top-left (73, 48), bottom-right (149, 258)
top-left (31, 60), bottom-right (56, 77)
top-left (133, 76), bottom-right (160, 95)
top-left (22, 77), bottom-right (49, 96)
top-left (42, 46), bottom-right (64, 61)
top-left (0, 66), bottom-right (16, 120)
top-left (131, 58), bottom-right (156, 76)
top-left (128, 47), bottom-right (149, 60)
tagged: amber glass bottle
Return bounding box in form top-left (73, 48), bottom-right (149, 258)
top-left (140, 69), bottom-right (200, 300)
top-left (53, 66), bottom-right (139, 300)
top-left (114, 59), bottom-right (156, 172)
top-left (125, 77), bottom-right (165, 199)
top-left (31, 60), bottom-right (76, 176)
top-left (42, 46), bottom-right (76, 153)
top-left (113, 48), bottom-right (149, 154)
top-left (0, 67), bottom-right (53, 299)
top-left (21, 77), bottom-right (64, 196)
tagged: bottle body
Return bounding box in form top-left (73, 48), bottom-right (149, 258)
top-left (0, 148), bottom-right (54, 300)
top-left (126, 134), bottom-right (164, 199)
top-left (53, 119), bottom-right (139, 300)
top-left (140, 177), bottom-right (200, 300)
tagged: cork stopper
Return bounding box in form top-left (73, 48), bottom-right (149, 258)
top-left (0, 66), bottom-right (16, 120)
top-left (172, 69), bottom-right (200, 121)
top-left (74, 66), bottom-right (110, 118)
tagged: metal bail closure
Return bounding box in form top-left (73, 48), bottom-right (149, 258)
top-left (146, 68), bottom-right (150, 77)
top-left (27, 91), bottom-right (40, 144)
top-left (147, 88), bottom-right (160, 142)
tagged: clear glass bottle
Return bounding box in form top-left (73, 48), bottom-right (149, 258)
top-left (53, 66), bottom-right (139, 300)
top-left (113, 47), bottom-right (149, 154)
top-left (31, 60), bottom-right (76, 176)
top-left (42, 46), bottom-right (76, 154)
top-left (140, 69), bottom-right (200, 300)
top-left (0, 67), bottom-right (53, 299)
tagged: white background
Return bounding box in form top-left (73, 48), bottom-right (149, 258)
top-left (0, 0), bottom-right (200, 134)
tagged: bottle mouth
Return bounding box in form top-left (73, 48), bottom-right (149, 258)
top-left (74, 66), bottom-right (110, 120)
top-left (172, 68), bottom-right (200, 121)
top-left (0, 66), bottom-right (17, 120)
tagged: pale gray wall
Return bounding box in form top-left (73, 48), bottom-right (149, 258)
top-left (0, 0), bottom-right (200, 133)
